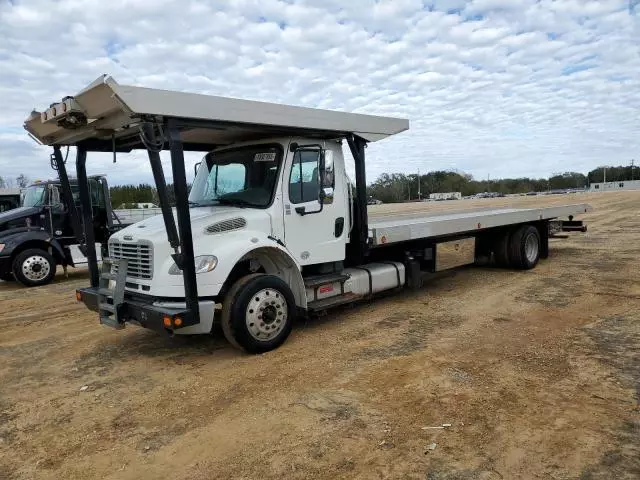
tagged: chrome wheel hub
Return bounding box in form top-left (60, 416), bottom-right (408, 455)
top-left (246, 288), bottom-right (287, 341)
top-left (22, 255), bottom-right (51, 281)
top-left (524, 234), bottom-right (539, 263)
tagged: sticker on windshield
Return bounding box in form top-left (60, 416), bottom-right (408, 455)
top-left (254, 152), bottom-right (276, 162)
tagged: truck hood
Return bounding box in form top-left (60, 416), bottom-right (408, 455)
top-left (0, 207), bottom-right (40, 226)
top-left (110, 206), bottom-right (273, 242)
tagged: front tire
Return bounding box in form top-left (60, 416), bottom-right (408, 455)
top-left (221, 274), bottom-right (296, 354)
top-left (12, 248), bottom-right (57, 287)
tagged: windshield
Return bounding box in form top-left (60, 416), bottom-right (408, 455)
top-left (188, 145), bottom-right (282, 208)
top-left (21, 186), bottom-right (46, 207)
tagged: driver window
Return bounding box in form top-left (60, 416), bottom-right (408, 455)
top-left (289, 151), bottom-right (320, 204)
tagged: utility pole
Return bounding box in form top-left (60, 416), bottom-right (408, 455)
top-left (417, 169), bottom-right (421, 200)
top-left (632, 159), bottom-right (635, 181)
top-left (603, 166), bottom-right (606, 183)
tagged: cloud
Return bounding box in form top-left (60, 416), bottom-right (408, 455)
top-left (0, 0), bottom-right (638, 187)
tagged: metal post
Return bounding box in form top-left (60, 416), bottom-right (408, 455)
top-left (75, 147), bottom-right (99, 288)
top-left (52, 146), bottom-right (84, 248)
top-left (167, 120), bottom-right (200, 323)
top-left (347, 134), bottom-right (369, 263)
top-left (143, 123), bottom-right (181, 252)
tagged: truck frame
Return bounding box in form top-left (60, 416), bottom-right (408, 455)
top-left (24, 76), bottom-right (590, 352)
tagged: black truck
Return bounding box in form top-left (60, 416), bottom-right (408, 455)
top-left (0, 175), bottom-right (123, 286)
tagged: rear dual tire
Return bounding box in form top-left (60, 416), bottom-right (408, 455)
top-left (494, 225), bottom-right (541, 270)
top-left (221, 274), bottom-right (296, 354)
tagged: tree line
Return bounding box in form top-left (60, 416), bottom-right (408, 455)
top-left (4, 163), bottom-right (636, 207)
top-left (110, 184), bottom-right (177, 209)
top-left (0, 174), bottom-right (29, 189)
top-left (367, 165), bottom-right (637, 204)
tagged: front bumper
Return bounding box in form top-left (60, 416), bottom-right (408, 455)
top-left (77, 287), bottom-right (197, 334)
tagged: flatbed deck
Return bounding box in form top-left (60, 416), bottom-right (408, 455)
top-left (368, 203), bottom-right (590, 245)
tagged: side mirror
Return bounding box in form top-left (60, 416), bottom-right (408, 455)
top-left (194, 161), bottom-right (202, 179)
top-left (49, 186), bottom-right (65, 212)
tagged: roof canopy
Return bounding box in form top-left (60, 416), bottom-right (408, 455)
top-left (24, 75), bottom-right (409, 152)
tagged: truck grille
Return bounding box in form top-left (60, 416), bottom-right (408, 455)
top-left (108, 240), bottom-right (153, 279)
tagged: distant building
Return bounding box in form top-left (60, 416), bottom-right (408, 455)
top-left (589, 180), bottom-right (640, 192)
top-left (429, 192), bottom-right (462, 201)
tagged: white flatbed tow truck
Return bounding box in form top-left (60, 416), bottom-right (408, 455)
top-left (25, 76), bottom-right (590, 353)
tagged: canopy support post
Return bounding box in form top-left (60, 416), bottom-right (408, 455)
top-left (347, 134), bottom-right (369, 264)
top-left (75, 147), bottom-right (99, 288)
top-left (167, 119), bottom-right (200, 324)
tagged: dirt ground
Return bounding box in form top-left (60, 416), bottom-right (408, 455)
top-left (1, 191), bottom-right (638, 480)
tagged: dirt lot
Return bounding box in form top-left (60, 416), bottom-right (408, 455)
top-left (1, 192), bottom-right (638, 480)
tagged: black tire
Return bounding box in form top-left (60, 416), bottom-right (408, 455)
top-left (493, 229), bottom-right (512, 267)
top-left (0, 272), bottom-right (14, 282)
top-left (12, 248), bottom-right (57, 287)
top-left (508, 225), bottom-right (541, 270)
top-left (221, 273), bottom-right (296, 354)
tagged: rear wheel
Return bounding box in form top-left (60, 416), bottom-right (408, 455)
top-left (12, 248), bottom-right (57, 287)
top-left (508, 225), bottom-right (541, 270)
top-left (221, 273), bottom-right (296, 354)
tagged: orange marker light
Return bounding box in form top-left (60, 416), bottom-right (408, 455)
top-left (75, 291), bottom-right (82, 302)
top-left (163, 316), bottom-right (171, 327)
top-left (174, 317), bottom-right (183, 327)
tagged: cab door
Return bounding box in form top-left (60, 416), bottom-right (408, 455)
top-left (282, 143), bottom-right (347, 266)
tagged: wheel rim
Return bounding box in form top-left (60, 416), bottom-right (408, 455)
top-left (246, 288), bottom-right (288, 341)
top-left (524, 233), bottom-right (539, 263)
top-left (21, 255), bottom-right (51, 282)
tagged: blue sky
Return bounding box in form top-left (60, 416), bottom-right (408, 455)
top-left (0, 0), bottom-right (638, 186)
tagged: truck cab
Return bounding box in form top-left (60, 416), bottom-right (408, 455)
top-left (107, 137), bottom-right (347, 299)
top-left (0, 176), bottom-right (116, 285)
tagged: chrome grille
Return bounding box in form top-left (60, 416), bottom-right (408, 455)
top-left (108, 240), bottom-right (153, 279)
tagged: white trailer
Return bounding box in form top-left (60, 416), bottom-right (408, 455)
top-left (25, 76), bottom-right (590, 353)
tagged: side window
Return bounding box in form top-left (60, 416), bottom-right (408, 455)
top-left (289, 151), bottom-right (320, 204)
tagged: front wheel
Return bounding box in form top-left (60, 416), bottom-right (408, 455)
top-left (12, 248), bottom-right (57, 287)
top-left (221, 273), bottom-right (296, 354)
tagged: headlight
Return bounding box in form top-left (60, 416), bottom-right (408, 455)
top-left (168, 255), bottom-right (218, 275)
top-left (0, 244), bottom-right (4, 254)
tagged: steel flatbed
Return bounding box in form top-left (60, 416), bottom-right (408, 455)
top-left (368, 203), bottom-right (590, 246)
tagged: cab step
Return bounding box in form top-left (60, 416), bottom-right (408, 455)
top-left (308, 292), bottom-right (361, 311)
top-left (303, 272), bottom-right (350, 288)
